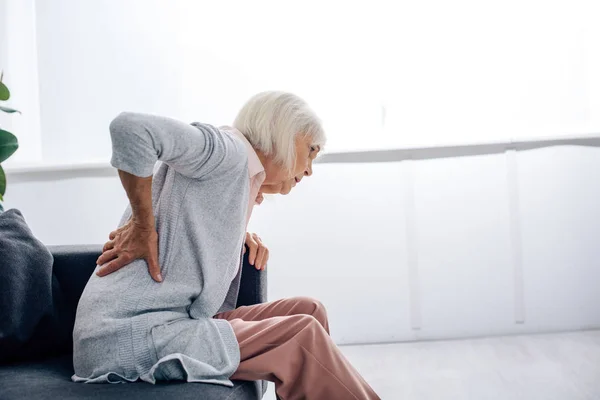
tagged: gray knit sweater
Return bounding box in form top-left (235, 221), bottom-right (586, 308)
top-left (72, 112), bottom-right (249, 386)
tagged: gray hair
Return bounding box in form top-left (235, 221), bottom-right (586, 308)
top-left (233, 91), bottom-right (326, 170)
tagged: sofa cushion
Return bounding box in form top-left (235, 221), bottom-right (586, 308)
top-left (0, 355), bottom-right (262, 400)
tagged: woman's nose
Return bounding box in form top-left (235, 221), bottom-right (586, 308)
top-left (305, 160), bottom-right (313, 176)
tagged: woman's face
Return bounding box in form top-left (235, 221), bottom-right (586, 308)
top-left (259, 135), bottom-right (320, 195)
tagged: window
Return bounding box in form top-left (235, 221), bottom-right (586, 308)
top-left (5, 0), bottom-right (600, 166)
top-left (379, 0), bottom-right (600, 148)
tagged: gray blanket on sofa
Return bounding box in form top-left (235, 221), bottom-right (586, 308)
top-left (0, 208), bottom-right (68, 362)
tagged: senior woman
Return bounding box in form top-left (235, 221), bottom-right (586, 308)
top-left (71, 91), bottom-right (380, 400)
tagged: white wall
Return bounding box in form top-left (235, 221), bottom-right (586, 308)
top-left (519, 147), bottom-right (600, 331)
top-left (5, 146), bottom-right (600, 345)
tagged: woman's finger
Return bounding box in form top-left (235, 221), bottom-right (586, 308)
top-left (96, 256), bottom-right (128, 277)
top-left (255, 245), bottom-right (266, 270)
top-left (262, 248), bottom-right (269, 270)
top-left (247, 237), bottom-right (258, 265)
top-left (109, 230), bottom-right (118, 240)
top-left (96, 248), bottom-right (118, 266)
top-left (103, 240), bottom-right (115, 252)
top-left (146, 252), bottom-right (163, 283)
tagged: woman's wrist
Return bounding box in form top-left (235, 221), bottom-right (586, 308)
top-left (131, 215), bottom-right (155, 230)
top-left (117, 169), bottom-right (155, 231)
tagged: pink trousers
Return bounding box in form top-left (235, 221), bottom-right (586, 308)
top-left (213, 296), bottom-right (381, 400)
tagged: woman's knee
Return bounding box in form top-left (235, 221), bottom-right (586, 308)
top-left (289, 296), bottom-right (329, 334)
top-left (291, 296), bottom-right (327, 317)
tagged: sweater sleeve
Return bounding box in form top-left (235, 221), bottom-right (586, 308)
top-left (109, 112), bottom-right (245, 179)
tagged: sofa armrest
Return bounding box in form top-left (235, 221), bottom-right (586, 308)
top-left (236, 246), bottom-right (268, 308)
top-left (46, 245), bottom-right (103, 334)
top-left (47, 245), bottom-right (103, 308)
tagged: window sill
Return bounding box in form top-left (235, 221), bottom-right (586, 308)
top-left (4, 159), bottom-right (116, 183)
top-left (4, 159), bottom-right (112, 174)
top-left (4, 133), bottom-right (600, 181)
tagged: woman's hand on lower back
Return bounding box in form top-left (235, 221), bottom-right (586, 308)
top-left (96, 218), bottom-right (163, 282)
top-left (244, 232), bottom-right (269, 270)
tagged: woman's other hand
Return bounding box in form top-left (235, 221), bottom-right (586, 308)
top-left (96, 218), bottom-right (163, 282)
top-left (244, 232), bottom-right (269, 270)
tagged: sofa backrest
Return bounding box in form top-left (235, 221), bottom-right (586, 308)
top-left (43, 244), bottom-right (266, 358)
top-left (47, 245), bottom-right (102, 353)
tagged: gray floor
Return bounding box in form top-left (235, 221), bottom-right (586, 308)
top-left (263, 330), bottom-right (600, 400)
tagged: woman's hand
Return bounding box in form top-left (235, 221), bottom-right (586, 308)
top-left (96, 218), bottom-right (163, 282)
top-left (244, 232), bottom-right (269, 270)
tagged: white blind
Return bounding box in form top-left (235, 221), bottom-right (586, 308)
top-left (379, 0), bottom-right (600, 149)
top-left (21, 0), bottom-right (600, 163)
top-left (172, 1), bottom-right (386, 152)
top-left (0, 0), bottom-right (42, 165)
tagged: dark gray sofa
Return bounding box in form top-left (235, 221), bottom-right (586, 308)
top-left (0, 245), bottom-right (268, 400)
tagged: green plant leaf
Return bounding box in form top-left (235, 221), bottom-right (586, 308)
top-left (0, 164), bottom-right (5, 199)
top-left (0, 105), bottom-right (20, 114)
top-left (0, 129), bottom-right (19, 164)
top-left (0, 82), bottom-right (9, 101)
